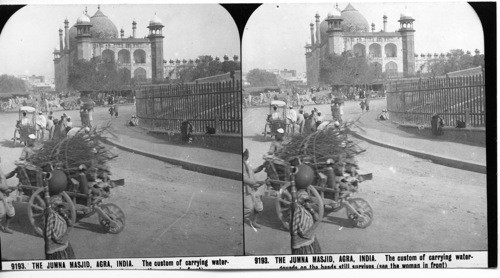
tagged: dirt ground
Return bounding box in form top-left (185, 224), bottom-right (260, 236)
top-left (0, 105), bottom-right (243, 260)
top-left (243, 99), bottom-right (487, 255)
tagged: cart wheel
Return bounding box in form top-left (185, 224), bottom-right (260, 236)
top-left (275, 184), bottom-right (324, 230)
top-left (98, 203), bottom-right (125, 234)
top-left (27, 188), bottom-right (76, 237)
top-left (263, 123), bottom-right (268, 139)
top-left (345, 197), bottom-right (373, 229)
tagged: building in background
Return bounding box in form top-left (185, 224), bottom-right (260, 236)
top-left (305, 3), bottom-right (416, 86)
top-left (53, 6), bottom-right (164, 92)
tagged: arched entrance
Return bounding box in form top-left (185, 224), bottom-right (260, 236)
top-left (368, 43), bottom-right (382, 58)
top-left (385, 43), bottom-right (397, 58)
top-left (101, 49), bottom-right (115, 63)
top-left (118, 49), bottom-right (131, 64)
top-left (133, 49), bottom-right (146, 64)
top-left (134, 67), bottom-right (147, 81)
top-left (353, 43), bottom-right (366, 57)
top-left (385, 61), bottom-right (398, 76)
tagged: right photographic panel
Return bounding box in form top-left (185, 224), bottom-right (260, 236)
top-left (242, 2), bottom-right (488, 263)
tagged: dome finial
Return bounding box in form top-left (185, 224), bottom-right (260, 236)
top-left (85, 6), bottom-right (88, 14)
top-left (98, 4), bottom-right (100, 10)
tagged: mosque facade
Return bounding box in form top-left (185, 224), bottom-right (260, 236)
top-left (305, 3), bottom-right (416, 87)
top-left (53, 6), bottom-right (164, 92)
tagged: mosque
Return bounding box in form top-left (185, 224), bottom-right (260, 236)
top-left (53, 6), bottom-right (164, 92)
top-left (305, 3), bottom-right (417, 87)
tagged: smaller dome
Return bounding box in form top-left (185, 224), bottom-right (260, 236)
top-left (149, 14), bottom-right (163, 25)
top-left (327, 8), bottom-right (341, 18)
top-left (400, 8), bottom-right (413, 19)
top-left (76, 13), bottom-right (90, 24)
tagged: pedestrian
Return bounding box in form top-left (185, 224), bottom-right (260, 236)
top-left (271, 106), bottom-right (281, 120)
top-left (19, 134), bottom-right (37, 161)
top-left (243, 149), bottom-right (265, 229)
top-left (365, 95), bottom-right (370, 111)
top-left (431, 113), bottom-right (444, 136)
top-left (268, 128), bottom-right (285, 155)
top-left (113, 103), bottom-right (119, 118)
top-left (21, 112), bottom-right (30, 126)
top-left (46, 116), bottom-right (55, 140)
top-left (291, 165), bottom-right (321, 254)
top-left (180, 119), bottom-right (193, 143)
top-left (315, 112), bottom-right (324, 129)
top-left (44, 197), bottom-right (76, 259)
top-left (287, 105), bottom-right (297, 134)
top-left (360, 99), bottom-right (366, 112)
top-left (331, 102), bottom-right (342, 124)
top-left (52, 119), bottom-right (65, 141)
top-left (129, 115), bottom-right (138, 127)
top-left (0, 156), bottom-right (17, 234)
top-left (309, 110), bottom-right (317, 132)
top-left (65, 117), bottom-right (73, 133)
top-left (378, 109), bottom-right (389, 121)
top-left (296, 110), bottom-right (305, 134)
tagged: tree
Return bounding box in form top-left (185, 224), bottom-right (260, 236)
top-left (176, 55), bottom-right (241, 83)
top-left (0, 74), bottom-right (29, 94)
top-left (427, 49), bottom-right (483, 76)
top-left (246, 69), bottom-right (278, 87)
top-left (320, 52), bottom-right (384, 86)
top-left (68, 58), bottom-right (130, 92)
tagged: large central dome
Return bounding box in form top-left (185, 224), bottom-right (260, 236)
top-left (319, 3), bottom-right (370, 42)
top-left (89, 8), bottom-right (118, 39)
top-left (341, 3), bottom-right (369, 32)
top-left (68, 8), bottom-right (118, 51)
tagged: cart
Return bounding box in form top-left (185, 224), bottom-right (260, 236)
top-left (263, 100), bottom-right (290, 140)
top-left (14, 161), bottom-right (126, 237)
top-left (13, 106), bottom-right (37, 146)
top-left (263, 155), bottom-right (373, 230)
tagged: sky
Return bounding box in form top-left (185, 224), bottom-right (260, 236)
top-left (0, 4), bottom-right (240, 80)
top-left (243, 2), bottom-right (485, 73)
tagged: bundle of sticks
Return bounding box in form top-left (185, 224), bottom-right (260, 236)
top-left (29, 126), bottom-right (117, 176)
top-left (275, 121), bottom-right (365, 171)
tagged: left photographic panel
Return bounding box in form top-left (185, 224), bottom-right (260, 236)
top-left (0, 4), bottom-right (243, 261)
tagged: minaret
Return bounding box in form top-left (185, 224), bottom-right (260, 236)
top-left (371, 23), bottom-right (375, 32)
top-left (309, 22), bottom-right (315, 45)
top-left (132, 20), bottom-right (137, 38)
top-left (64, 18), bottom-right (69, 52)
top-left (326, 9), bottom-right (343, 55)
top-left (58, 28), bottom-right (64, 54)
top-left (148, 14), bottom-right (165, 83)
top-left (120, 28), bottom-right (124, 38)
top-left (75, 13), bottom-right (92, 60)
top-left (383, 15), bottom-right (387, 32)
top-left (399, 8), bottom-right (416, 77)
top-left (315, 12), bottom-right (321, 45)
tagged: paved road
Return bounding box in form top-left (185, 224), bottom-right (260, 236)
top-left (0, 106), bottom-right (243, 260)
top-left (243, 99), bottom-right (487, 255)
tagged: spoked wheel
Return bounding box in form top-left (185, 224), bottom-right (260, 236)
top-left (263, 124), bottom-right (268, 140)
top-left (98, 203), bottom-right (126, 234)
top-left (27, 188), bottom-right (76, 237)
top-left (345, 197), bottom-right (373, 229)
top-left (275, 184), bottom-right (324, 230)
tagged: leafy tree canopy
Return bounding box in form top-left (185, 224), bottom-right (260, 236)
top-left (428, 49), bottom-right (484, 77)
top-left (68, 57), bottom-right (132, 92)
top-left (246, 68), bottom-right (278, 87)
top-left (174, 55), bottom-right (240, 83)
top-left (320, 51), bottom-right (385, 86)
top-left (0, 74), bottom-right (29, 94)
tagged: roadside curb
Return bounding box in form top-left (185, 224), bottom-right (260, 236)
top-left (350, 127), bottom-right (486, 174)
top-left (102, 137), bottom-right (242, 181)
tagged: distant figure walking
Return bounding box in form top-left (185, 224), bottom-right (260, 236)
top-left (431, 113), bottom-right (444, 136)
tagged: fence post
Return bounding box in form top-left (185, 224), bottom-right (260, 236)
top-left (215, 114), bottom-right (220, 134)
top-left (465, 108), bottom-right (470, 127)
